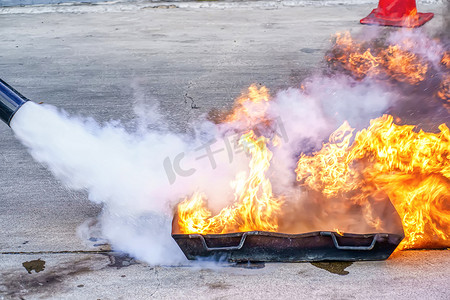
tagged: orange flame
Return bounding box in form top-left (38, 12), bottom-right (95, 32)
top-left (334, 228), bottom-right (344, 236)
top-left (178, 85), bottom-right (282, 235)
top-left (176, 32), bottom-right (449, 252)
top-left (441, 52), bottom-right (450, 68)
top-left (296, 115), bottom-right (450, 249)
top-left (437, 74), bottom-right (450, 108)
top-left (328, 32), bottom-right (428, 84)
top-left (224, 84), bottom-right (270, 125)
top-left (437, 53), bottom-right (450, 109)
top-left (177, 130), bottom-right (283, 234)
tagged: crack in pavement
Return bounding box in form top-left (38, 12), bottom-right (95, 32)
top-left (149, 267), bottom-right (161, 298)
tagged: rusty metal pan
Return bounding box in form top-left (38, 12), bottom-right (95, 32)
top-left (172, 231), bottom-right (403, 262)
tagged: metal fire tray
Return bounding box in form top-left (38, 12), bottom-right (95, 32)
top-left (172, 231), bottom-right (403, 262)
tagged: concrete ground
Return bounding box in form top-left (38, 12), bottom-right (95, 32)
top-left (0, 1), bottom-right (449, 299)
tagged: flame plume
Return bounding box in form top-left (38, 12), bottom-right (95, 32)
top-left (437, 53), bottom-right (450, 108)
top-left (177, 131), bottom-right (283, 234)
top-left (224, 84), bottom-right (270, 125)
top-left (176, 31), bottom-right (449, 252)
top-left (296, 115), bottom-right (450, 249)
top-left (328, 32), bottom-right (428, 85)
top-left (327, 32), bottom-right (450, 111)
top-left (178, 85), bottom-right (282, 235)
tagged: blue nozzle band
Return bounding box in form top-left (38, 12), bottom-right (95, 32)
top-left (0, 78), bottom-right (29, 126)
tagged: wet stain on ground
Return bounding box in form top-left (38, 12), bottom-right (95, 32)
top-left (300, 48), bottom-right (321, 53)
top-left (22, 259), bottom-right (46, 274)
top-left (3, 256), bottom-right (106, 298)
top-left (207, 281), bottom-right (231, 290)
top-left (310, 262), bottom-right (353, 275)
top-left (105, 253), bottom-right (138, 269)
top-left (232, 261), bottom-right (265, 269)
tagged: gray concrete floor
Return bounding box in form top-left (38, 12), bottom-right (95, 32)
top-left (0, 1), bottom-right (449, 299)
top-left (0, 0), bottom-right (381, 8)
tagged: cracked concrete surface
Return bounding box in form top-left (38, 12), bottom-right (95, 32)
top-left (0, 1), bottom-right (449, 299)
top-left (1, 251), bottom-right (449, 299)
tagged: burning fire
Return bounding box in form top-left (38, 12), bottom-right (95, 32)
top-left (224, 84), bottom-right (270, 125)
top-left (177, 86), bottom-right (282, 234)
top-left (442, 52), bottom-right (450, 68)
top-left (177, 32), bottom-right (449, 251)
top-left (335, 228), bottom-right (344, 236)
top-left (437, 53), bottom-right (450, 108)
top-left (296, 115), bottom-right (450, 249)
top-left (327, 32), bottom-right (428, 85)
top-left (328, 32), bottom-right (449, 110)
top-left (178, 130), bottom-right (283, 234)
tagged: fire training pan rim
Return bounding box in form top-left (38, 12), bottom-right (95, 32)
top-left (172, 230), bottom-right (404, 262)
top-left (171, 230), bottom-right (403, 239)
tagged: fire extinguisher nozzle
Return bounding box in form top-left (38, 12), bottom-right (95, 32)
top-left (0, 79), bottom-right (29, 127)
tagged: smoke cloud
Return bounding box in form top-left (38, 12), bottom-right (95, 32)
top-left (9, 27), bottom-right (448, 264)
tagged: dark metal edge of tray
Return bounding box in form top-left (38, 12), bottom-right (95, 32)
top-left (172, 230), bottom-right (404, 262)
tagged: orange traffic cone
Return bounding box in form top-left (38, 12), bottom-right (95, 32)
top-left (360, 0), bottom-right (434, 28)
